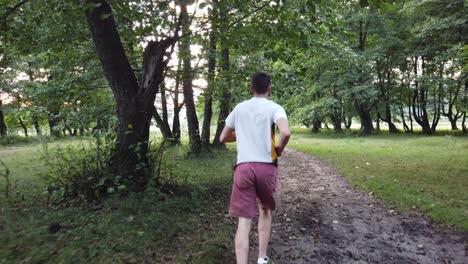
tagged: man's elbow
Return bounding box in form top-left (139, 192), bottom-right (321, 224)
top-left (281, 129), bottom-right (291, 139)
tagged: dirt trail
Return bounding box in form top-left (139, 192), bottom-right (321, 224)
top-left (248, 149), bottom-right (467, 264)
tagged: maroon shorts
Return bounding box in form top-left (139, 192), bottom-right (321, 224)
top-left (229, 162), bottom-right (278, 219)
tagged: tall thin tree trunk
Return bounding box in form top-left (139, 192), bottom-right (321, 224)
top-left (161, 80), bottom-right (169, 127)
top-left (345, 115), bottom-right (352, 129)
top-left (172, 58), bottom-right (183, 143)
top-left (411, 56), bottom-right (431, 134)
top-left (48, 112), bottom-right (60, 137)
top-left (354, 20), bottom-right (373, 135)
top-left (463, 78), bottom-right (467, 134)
top-left (213, 6), bottom-right (231, 146)
top-left (152, 80), bottom-right (172, 139)
top-left (19, 118), bottom-right (28, 137)
top-left (33, 115), bottom-right (41, 136)
top-left (375, 111), bottom-right (380, 132)
top-left (180, 3), bottom-right (201, 153)
top-left (201, 3), bottom-right (218, 149)
top-left (0, 100), bottom-right (7, 137)
top-left (462, 111), bottom-right (467, 134)
top-left (152, 105), bottom-right (172, 138)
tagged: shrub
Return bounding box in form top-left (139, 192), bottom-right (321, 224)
top-left (39, 131), bottom-right (117, 203)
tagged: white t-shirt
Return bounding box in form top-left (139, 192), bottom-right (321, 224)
top-left (225, 97), bottom-right (288, 164)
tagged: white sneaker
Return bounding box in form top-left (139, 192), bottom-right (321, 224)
top-left (257, 257), bottom-right (272, 264)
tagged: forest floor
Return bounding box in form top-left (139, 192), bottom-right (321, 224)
top-left (246, 149), bottom-right (467, 264)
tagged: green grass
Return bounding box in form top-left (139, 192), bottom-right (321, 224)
top-left (290, 128), bottom-right (468, 230)
top-left (0, 138), bottom-right (237, 263)
top-left (0, 135), bottom-right (41, 146)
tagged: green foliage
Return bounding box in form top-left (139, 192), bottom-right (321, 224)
top-left (39, 133), bottom-right (116, 202)
top-left (0, 139), bottom-right (236, 263)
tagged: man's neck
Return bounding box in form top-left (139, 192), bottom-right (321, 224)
top-left (253, 93), bottom-right (269, 98)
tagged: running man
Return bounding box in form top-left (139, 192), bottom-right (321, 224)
top-left (220, 72), bottom-right (291, 264)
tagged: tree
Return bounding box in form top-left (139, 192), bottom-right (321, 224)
top-left (85, 0), bottom-right (177, 190)
top-left (179, 1), bottom-right (202, 153)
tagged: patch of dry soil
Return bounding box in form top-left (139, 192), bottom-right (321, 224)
top-left (248, 149), bottom-right (467, 264)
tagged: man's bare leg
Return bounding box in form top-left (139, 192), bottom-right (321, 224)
top-left (258, 205), bottom-right (273, 259)
top-left (235, 217), bottom-right (253, 264)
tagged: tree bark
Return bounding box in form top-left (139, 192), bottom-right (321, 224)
top-left (375, 112), bottom-right (380, 132)
top-left (356, 103), bottom-right (373, 135)
top-left (152, 105), bottom-right (172, 138)
top-left (152, 80), bottom-right (172, 139)
top-left (344, 115), bottom-right (352, 129)
top-left (411, 56), bottom-right (432, 134)
top-left (18, 118), bottom-right (28, 136)
top-left (311, 119), bottom-right (321, 133)
top-left (33, 115), bottom-right (41, 136)
top-left (354, 19), bottom-right (373, 135)
top-left (0, 100), bottom-right (7, 137)
top-left (463, 78), bottom-right (467, 134)
top-left (213, 6), bottom-right (231, 146)
top-left (85, 0), bottom-right (175, 190)
top-left (47, 112), bottom-right (60, 137)
top-left (462, 111), bottom-right (467, 134)
top-left (172, 58), bottom-right (183, 143)
top-left (180, 3), bottom-right (201, 153)
top-left (442, 77), bottom-right (462, 130)
top-left (201, 3), bottom-right (218, 149)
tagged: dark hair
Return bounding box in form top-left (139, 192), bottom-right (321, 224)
top-left (251, 72), bottom-right (271, 94)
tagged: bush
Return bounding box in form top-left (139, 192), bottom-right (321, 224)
top-left (39, 132), bottom-right (117, 203)
top-left (39, 132), bottom-right (172, 203)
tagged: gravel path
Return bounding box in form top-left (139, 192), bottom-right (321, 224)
top-left (247, 149), bottom-right (467, 264)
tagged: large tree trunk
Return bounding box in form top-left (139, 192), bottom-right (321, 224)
top-left (201, 4), bottom-right (218, 149)
top-left (331, 113), bottom-right (342, 132)
top-left (0, 100), bottom-right (7, 137)
top-left (311, 118), bottom-right (321, 133)
top-left (356, 103), bottom-right (373, 135)
top-left (180, 3), bottom-right (201, 153)
top-left (86, 0), bottom-right (175, 190)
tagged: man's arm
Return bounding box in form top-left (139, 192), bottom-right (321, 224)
top-left (275, 118), bottom-right (290, 157)
top-left (220, 126), bottom-right (236, 143)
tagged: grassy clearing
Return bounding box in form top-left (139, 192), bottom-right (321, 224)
top-left (0, 135), bottom-right (41, 147)
top-left (0, 138), bottom-right (237, 263)
top-left (289, 128), bottom-right (468, 230)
